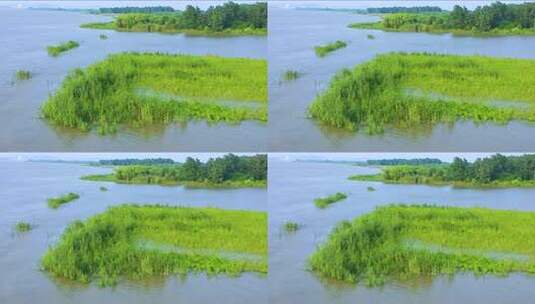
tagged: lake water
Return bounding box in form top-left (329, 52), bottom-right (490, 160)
top-left (269, 157), bottom-right (535, 303)
top-left (268, 1), bottom-right (535, 151)
top-left (0, 1), bottom-right (267, 151)
top-left (0, 159), bottom-right (267, 304)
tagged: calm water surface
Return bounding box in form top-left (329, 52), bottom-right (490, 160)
top-left (269, 158), bottom-right (535, 303)
top-left (269, 1), bottom-right (535, 151)
top-left (0, 1), bottom-right (266, 151)
top-left (0, 159), bottom-right (267, 304)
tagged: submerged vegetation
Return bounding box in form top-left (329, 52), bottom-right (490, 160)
top-left (99, 186), bottom-right (108, 191)
top-left (367, 186), bottom-right (376, 191)
top-left (350, 154), bottom-right (535, 188)
top-left (310, 204), bottom-right (535, 286)
top-left (309, 52), bottom-right (535, 134)
top-left (41, 204), bottom-right (268, 286)
top-left (15, 70), bottom-right (32, 81)
top-left (81, 2), bottom-right (267, 36)
top-left (47, 193), bottom-right (80, 209)
top-left (82, 154), bottom-right (267, 188)
top-left (282, 70), bottom-right (301, 82)
top-left (314, 192), bottom-right (348, 209)
top-left (283, 221), bottom-right (300, 233)
top-left (41, 52), bottom-right (267, 134)
top-left (15, 222), bottom-right (32, 232)
top-left (46, 40), bottom-right (79, 57)
top-left (99, 34), bottom-right (108, 40)
top-left (350, 2), bottom-right (535, 36)
top-left (314, 40), bottom-right (347, 57)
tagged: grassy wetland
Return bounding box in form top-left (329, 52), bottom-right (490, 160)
top-left (314, 192), bottom-right (347, 209)
top-left (82, 154), bottom-right (267, 188)
top-left (349, 2), bottom-right (535, 36)
top-left (314, 40), bottom-right (347, 57)
top-left (47, 192), bottom-right (80, 209)
top-left (309, 204), bottom-right (535, 287)
top-left (46, 40), bottom-right (79, 57)
top-left (41, 52), bottom-right (267, 134)
top-left (41, 204), bottom-right (268, 287)
top-left (350, 154), bottom-right (535, 188)
top-left (81, 2), bottom-right (267, 36)
top-left (309, 52), bottom-right (535, 134)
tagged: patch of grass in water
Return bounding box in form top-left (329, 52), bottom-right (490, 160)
top-left (309, 52), bottom-right (535, 134)
top-left (282, 70), bottom-right (301, 82)
top-left (314, 40), bottom-right (347, 57)
top-left (47, 40), bottom-right (79, 57)
top-left (314, 192), bottom-right (347, 209)
top-left (367, 34), bottom-right (375, 39)
top-left (47, 192), bottom-right (80, 209)
top-left (99, 34), bottom-right (108, 40)
top-left (367, 186), bottom-right (376, 191)
top-left (15, 222), bottom-right (32, 232)
top-left (310, 204), bottom-right (535, 287)
top-left (283, 221), bottom-right (300, 233)
top-left (41, 52), bottom-right (267, 134)
top-left (15, 70), bottom-right (32, 81)
top-left (41, 204), bottom-right (267, 286)
top-left (99, 186), bottom-right (108, 191)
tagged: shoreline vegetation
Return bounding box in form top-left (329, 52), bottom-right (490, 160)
top-left (309, 52), bottom-right (535, 134)
top-left (310, 204), bottom-right (535, 286)
top-left (314, 40), bottom-right (347, 57)
top-left (314, 192), bottom-right (348, 209)
top-left (47, 193), bottom-right (80, 209)
top-left (349, 154), bottom-right (535, 189)
top-left (41, 52), bottom-right (267, 134)
top-left (46, 40), bottom-right (79, 57)
top-left (349, 2), bottom-right (535, 36)
top-left (81, 154), bottom-right (267, 189)
top-left (80, 2), bottom-right (267, 36)
top-left (41, 204), bottom-right (268, 286)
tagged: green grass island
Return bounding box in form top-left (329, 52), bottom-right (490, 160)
top-left (41, 204), bottom-right (267, 287)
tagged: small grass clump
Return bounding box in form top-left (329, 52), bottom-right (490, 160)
top-left (309, 52), bottom-right (535, 134)
top-left (283, 221), bottom-right (300, 233)
top-left (282, 70), bottom-right (301, 82)
top-left (314, 40), bottom-right (347, 57)
top-left (367, 186), bottom-right (376, 191)
top-left (47, 192), bottom-right (80, 209)
top-left (367, 34), bottom-right (375, 39)
top-left (15, 70), bottom-right (32, 81)
top-left (99, 186), bottom-right (108, 191)
top-left (314, 192), bottom-right (347, 209)
top-left (15, 222), bottom-right (32, 232)
top-left (41, 204), bottom-right (267, 286)
top-left (310, 204), bottom-right (535, 286)
top-left (41, 52), bottom-right (267, 134)
top-left (46, 40), bottom-right (79, 57)
top-left (99, 34), bottom-right (108, 40)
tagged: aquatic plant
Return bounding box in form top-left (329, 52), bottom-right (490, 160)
top-left (310, 204), bottom-right (535, 286)
top-left (47, 192), bottom-right (80, 209)
top-left (41, 204), bottom-right (268, 286)
top-left (15, 222), bottom-right (32, 232)
top-left (41, 52), bottom-right (267, 134)
top-left (367, 34), bottom-right (375, 39)
top-left (309, 52), bottom-right (535, 134)
top-left (46, 40), bottom-right (79, 57)
top-left (282, 70), bottom-right (301, 81)
top-left (367, 186), bottom-right (376, 191)
top-left (314, 40), bottom-right (347, 57)
top-left (99, 34), bottom-right (108, 40)
top-left (99, 186), bottom-right (108, 191)
top-left (283, 221), bottom-right (300, 233)
top-left (314, 192), bottom-right (347, 209)
top-left (15, 70), bottom-right (32, 81)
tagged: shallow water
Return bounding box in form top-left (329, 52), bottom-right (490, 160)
top-left (269, 157), bottom-right (535, 303)
top-left (268, 1), bottom-right (535, 151)
top-left (0, 1), bottom-right (267, 151)
top-left (0, 159), bottom-right (267, 304)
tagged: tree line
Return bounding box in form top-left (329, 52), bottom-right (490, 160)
top-left (114, 2), bottom-right (267, 32)
top-left (97, 6), bottom-right (175, 14)
top-left (366, 158), bottom-right (443, 166)
top-left (358, 6), bottom-right (442, 14)
top-left (114, 154), bottom-right (267, 183)
top-left (97, 158), bottom-right (175, 166)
